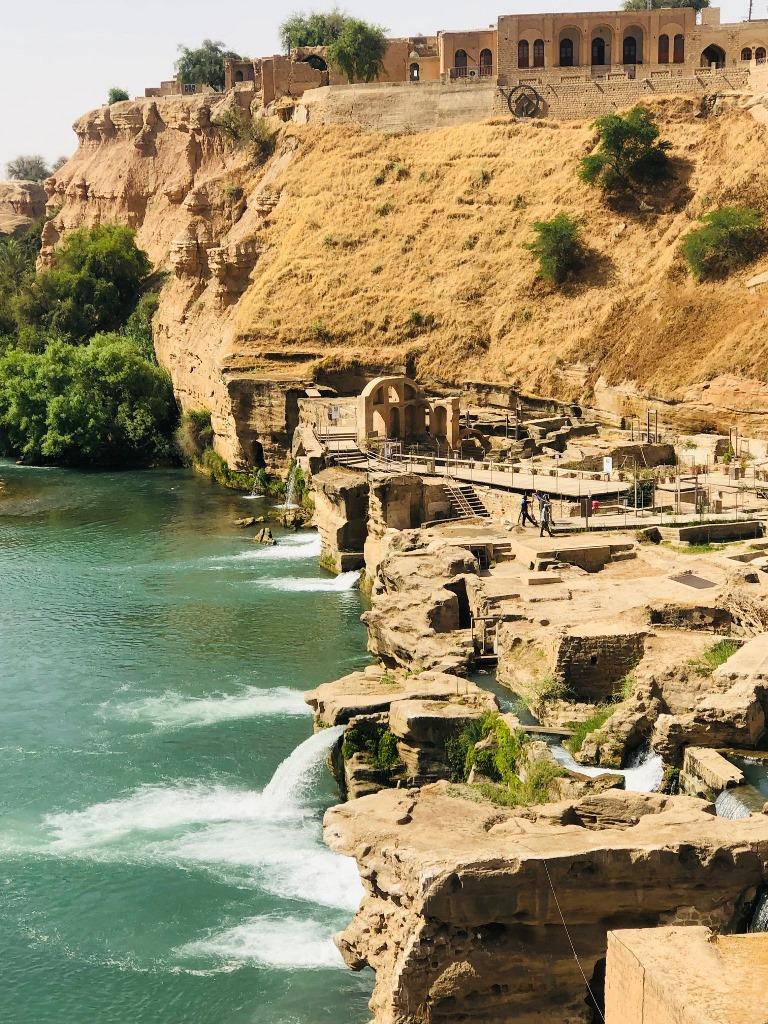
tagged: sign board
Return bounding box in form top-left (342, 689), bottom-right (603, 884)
top-left (603, 456), bottom-right (613, 475)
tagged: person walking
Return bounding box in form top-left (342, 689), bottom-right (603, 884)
top-left (540, 494), bottom-right (555, 537)
top-left (518, 491), bottom-right (538, 528)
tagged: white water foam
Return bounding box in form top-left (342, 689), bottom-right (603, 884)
top-left (263, 570), bottom-right (360, 593)
top-left (178, 915), bottom-right (344, 969)
top-left (550, 744), bottom-right (664, 793)
top-left (210, 533), bottom-right (321, 564)
top-left (107, 686), bottom-right (310, 730)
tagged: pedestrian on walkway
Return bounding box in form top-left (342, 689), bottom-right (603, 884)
top-left (540, 495), bottom-right (555, 537)
top-left (518, 491), bottom-right (538, 528)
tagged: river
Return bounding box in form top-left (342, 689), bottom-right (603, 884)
top-left (0, 463), bottom-right (373, 1024)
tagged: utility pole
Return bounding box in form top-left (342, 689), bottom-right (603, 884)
top-left (748, 0), bottom-right (753, 21)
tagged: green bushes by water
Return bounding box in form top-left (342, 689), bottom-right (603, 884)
top-left (445, 712), bottom-right (528, 785)
top-left (565, 707), bottom-right (614, 755)
top-left (342, 722), bottom-right (402, 774)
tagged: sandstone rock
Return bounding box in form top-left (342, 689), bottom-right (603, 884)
top-left (0, 180), bottom-right (46, 236)
top-left (325, 784), bottom-right (768, 1024)
top-left (252, 526), bottom-right (276, 545)
top-left (235, 516), bottom-right (257, 527)
top-left (312, 468), bottom-right (368, 573)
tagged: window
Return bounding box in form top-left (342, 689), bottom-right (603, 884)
top-left (592, 37), bottom-right (606, 65)
top-left (560, 38), bottom-right (574, 66)
top-left (533, 39), bottom-right (545, 67)
top-left (480, 48), bottom-right (493, 76)
top-left (454, 49), bottom-right (468, 76)
top-left (235, 69), bottom-right (244, 82)
top-left (742, 47), bottom-right (753, 61)
top-left (658, 34), bottom-right (669, 64)
top-left (623, 35), bottom-right (638, 64)
top-left (673, 34), bottom-right (684, 64)
top-left (410, 62), bottom-right (420, 81)
top-left (518, 40), bottom-right (529, 68)
top-left (757, 46), bottom-right (767, 61)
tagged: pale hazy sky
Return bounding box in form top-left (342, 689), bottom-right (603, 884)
top-left (0, 0), bottom-right (755, 176)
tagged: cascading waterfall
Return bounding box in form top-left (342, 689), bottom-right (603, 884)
top-left (749, 889), bottom-right (768, 932)
top-left (276, 464), bottom-right (300, 510)
top-left (550, 743), bottom-right (664, 793)
top-left (714, 789), bottom-right (752, 820)
top-left (261, 726), bottom-right (344, 813)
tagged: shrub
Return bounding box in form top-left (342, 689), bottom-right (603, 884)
top-left (214, 108), bottom-right (277, 166)
top-left (693, 638), bottom-right (741, 674)
top-left (578, 105), bottom-right (671, 193)
top-left (122, 290), bottom-right (159, 361)
top-left (108, 88), bottom-right (130, 105)
top-left (375, 201), bottom-right (394, 217)
top-left (328, 19), bottom-right (388, 83)
top-left (523, 213), bottom-right (584, 284)
top-left (342, 723), bottom-right (401, 775)
top-left (175, 409), bottom-right (213, 463)
top-left (5, 155), bottom-right (51, 182)
top-left (681, 206), bottom-right (764, 280)
top-left (566, 706), bottom-right (614, 755)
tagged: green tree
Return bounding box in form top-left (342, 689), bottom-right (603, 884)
top-left (5, 155), bottom-right (51, 182)
top-left (279, 9), bottom-right (348, 50)
top-left (327, 18), bottom-right (387, 83)
top-left (578, 105), bottom-right (671, 194)
top-left (107, 87), bottom-right (130, 104)
top-left (0, 335), bottom-right (177, 466)
top-left (15, 225), bottom-right (151, 344)
top-left (523, 213), bottom-right (584, 284)
top-left (681, 206), bottom-right (765, 280)
top-left (175, 39), bottom-right (240, 90)
top-left (623, 0), bottom-right (709, 10)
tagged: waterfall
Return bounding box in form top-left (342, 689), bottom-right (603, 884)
top-left (276, 465), bottom-right (300, 510)
top-left (715, 789), bottom-right (752, 820)
top-left (260, 725), bottom-right (344, 814)
top-left (749, 890), bottom-right (768, 932)
top-left (549, 743), bottom-right (663, 793)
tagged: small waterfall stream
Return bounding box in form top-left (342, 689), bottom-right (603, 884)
top-left (550, 744), bottom-right (663, 793)
top-left (276, 464), bottom-right (300, 510)
top-left (714, 789), bottom-right (753, 820)
top-left (749, 890), bottom-right (768, 932)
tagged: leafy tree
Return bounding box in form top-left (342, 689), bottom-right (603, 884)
top-left (327, 18), bottom-right (387, 83)
top-left (15, 224), bottom-right (151, 344)
top-left (279, 9), bottom-right (348, 50)
top-left (0, 335), bottom-right (177, 467)
top-left (578, 105), bottom-right (671, 194)
top-left (51, 156), bottom-right (68, 173)
top-left (0, 218), bottom-right (42, 335)
top-left (107, 87), bottom-right (130, 105)
top-left (175, 39), bottom-right (240, 90)
top-left (213, 107), bottom-right (277, 166)
top-left (5, 155), bottom-right (51, 182)
top-left (122, 290), bottom-right (159, 361)
top-left (624, 0), bottom-right (709, 10)
top-left (681, 206), bottom-right (764, 280)
top-left (523, 213), bottom-right (584, 284)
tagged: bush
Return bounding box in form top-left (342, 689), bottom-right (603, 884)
top-left (108, 88), bottom-right (130, 105)
top-left (578, 105), bottom-right (671, 194)
top-left (15, 224), bottom-right (151, 344)
top-left (681, 206), bottom-right (764, 280)
top-left (175, 39), bottom-right (240, 90)
top-left (523, 213), bottom-right (584, 284)
top-left (175, 409), bottom-right (213, 463)
top-left (342, 723), bottom-right (401, 775)
top-left (566, 706), bottom-right (614, 755)
top-left (328, 19), bottom-right (388, 83)
top-left (0, 335), bottom-right (177, 467)
top-left (214, 108), bottom-right (277, 166)
top-left (122, 290), bottom-right (159, 361)
top-left (446, 712), bottom-right (527, 784)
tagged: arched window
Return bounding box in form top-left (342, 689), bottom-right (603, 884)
top-left (701, 44), bottom-right (726, 67)
top-left (623, 35), bottom-right (638, 64)
top-left (560, 38), bottom-right (574, 66)
top-left (454, 49), bottom-right (468, 76)
top-left (480, 48), bottom-right (493, 76)
top-left (742, 47), bottom-right (753, 61)
top-left (658, 34), bottom-right (669, 64)
top-left (592, 37), bottom-right (606, 65)
top-left (235, 69), bottom-right (244, 82)
top-left (518, 40), bottom-right (530, 69)
top-left (410, 62), bottom-right (420, 81)
top-left (533, 39), bottom-right (545, 67)
top-left (757, 46), bottom-right (767, 61)
top-left (673, 34), bottom-right (685, 63)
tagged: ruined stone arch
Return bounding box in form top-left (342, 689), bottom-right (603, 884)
top-left (518, 39), bottom-right (530, 68)
top-left (701, 43), bottom-right (726, 67)
top-left (432, 405), bottom-right (448, 437)
top-left (300, 54), bottom-right (328, 72)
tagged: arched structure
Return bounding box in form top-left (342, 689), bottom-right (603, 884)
top-left (558, 28), bottom-right (580, 67)
top-left (757, 46), bottom-right (767, 60)
top-left (658, 34), bottom-right (669, 63)
top-left (300, 53), bottom-right (328, 72)
top-left (358, 375), bottom-right (460, 449)
top-left (533, 38), bottom-right (545, 67)
top-left (518, 40), bottom-right (530, 68)
top-left (410, 62), bottom-right (420, 81)
top-left (673, 33), bottom-right (685, 63)
top-left (742, 46), bottom-right (753, 60)
top-left (480, 48), bottom-right (493, 75)
top-left (235, 69), bottom-right (244, 82)
top-left (454, 48), bottom-right (468, 76)
top-left (701, 43), bottom-right (726, 67)
top-left (591, 26), bottom-right (612, 66)
top-left (622, 26), bottom-right (643, 64)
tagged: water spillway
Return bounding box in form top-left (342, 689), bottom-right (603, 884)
top-left (0, 463), bottom-right (372, 1024)
top-left (550, 743), bottom-right (664, 793)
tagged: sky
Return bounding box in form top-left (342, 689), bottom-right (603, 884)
top-left (0, 0), bottom-right (756, 175)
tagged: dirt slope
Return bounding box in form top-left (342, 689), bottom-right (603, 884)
top-left (44, 93), bottom-right (768, 465)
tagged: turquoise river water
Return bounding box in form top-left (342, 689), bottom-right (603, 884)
top-left (0, 463), bottom-right (373, 1024)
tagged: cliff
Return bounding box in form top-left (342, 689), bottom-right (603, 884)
top-left (44, 91), bottom-right (768, 466)
top-left (0, 180), bottom-right (46, 236)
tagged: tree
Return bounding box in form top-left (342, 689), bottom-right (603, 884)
top-left (15, 224), bottom-right (151, 344)
top-left (175, 39), bottom-right (240, 91)
top-left (5, 155), bottom-right (51, 182)
top-left (107, 87), bottom-right (130, 105)
top-left (279, 9), bottom-right (348, 51)
top-left (681, 206), bottom-right (764, 280)
top-left (0, 335), bottom-right (177, 467)
top-left (523, 213), bottom-right (584, 284)
top-left (578, 105), bottom-right (671, 193)
top-left (623, 0), bottom-right (709, 11)
top-left (51, 156), bottom-right (68, 173)
top-left (327, 18), bottom-right (387, 83)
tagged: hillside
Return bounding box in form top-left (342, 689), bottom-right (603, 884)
top-left (44, 92), bottom-right (768, 466)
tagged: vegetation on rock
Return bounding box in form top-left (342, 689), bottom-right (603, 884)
top-left (107, 88), bottom-right (130, 105)
top-left (566, 706), bottom-right (614, 754)
top-left (578, 105), bottom-right (671, 194)
top-left (214, 108), bottom-right (277, 167)
top-left (175, 39), bottom-right (240, 90)
top-left (681, 205), bottom-right (765, 280)
top-left (523, 213), bottom-right (584, 284)
top-left (623, 0), bottom-right (709, 9)
top-left (279, 9), bottom-right (347, 50)
top-left (328, 18), bottom-right (388, 83)
top-left (342, 722), bottom-right (402, 774)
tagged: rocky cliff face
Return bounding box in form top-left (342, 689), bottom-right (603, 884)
top-left (326, 784), bottom-right (768, 1024)
top-left (0, 180), bottom-right (46, 236)
top-left (44, 93), bottom-right (768, 467)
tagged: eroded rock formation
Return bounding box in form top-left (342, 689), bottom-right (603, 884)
top-left (0, 180), bottom-right (46, 236)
